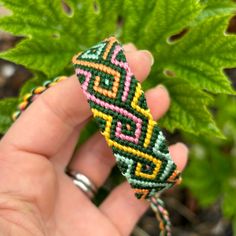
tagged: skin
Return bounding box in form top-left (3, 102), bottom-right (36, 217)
top-left (0, 44), bottom-right (188, 236)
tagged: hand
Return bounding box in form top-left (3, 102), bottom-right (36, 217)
top-left (0, 44), bottom-right (188, 236)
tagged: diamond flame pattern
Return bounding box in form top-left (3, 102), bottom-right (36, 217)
top-left (73, 37), bottom-right (181, 199)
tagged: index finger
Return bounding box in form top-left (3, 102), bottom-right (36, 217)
top-left (0, 49), bottom-right (153, 159)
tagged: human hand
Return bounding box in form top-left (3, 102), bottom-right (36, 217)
top-left (0, 44), bottom-right (188, 236)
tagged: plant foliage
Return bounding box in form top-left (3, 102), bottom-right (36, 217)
top-left (0, 0), bottom-right (236, 233)
top-left (0, 0), bottom-right (236, 136)
top-left (0, 0), bottom-right (235, 136)
top-left (183, 95), bottom-right (236, 231)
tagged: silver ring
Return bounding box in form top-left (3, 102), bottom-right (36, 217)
top-left (65, 168), bottom-right (97, 199)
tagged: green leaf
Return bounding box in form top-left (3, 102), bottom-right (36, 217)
top-left (155, 16), bottom-right (235, 94)
top-left (198, 0), bottom-right (236, 22)
top-left (19, 74), bottom-right (50, 97)
top-left (121, 0), bottom-right (157, 42)
top-left (183, 145), bottom-right (231, 206)
top-left (0, 39), bottom-right (75, 77)
top-left (0, 0), bottom-right (235, 136)
top-left (159, 78), bottom-right (223, 137)
top-left (121, 0), bottom-right (204, 46)
top-left (140, 0), bottom-right (203, 47)
top-left (0, 97), bottom-right (18, 134)
top-left (95, 0), bottom-right (121, 37)
top-left (0, 0), bottom-right (68, 37)
top-left (222, 182), bottom-right (236, 219)
top-left (64, 0), bottom-right (99, 45)
top-left (183, 95), bottom-right (236, 225)
top-left (233, 219), bottom-right (236, 236)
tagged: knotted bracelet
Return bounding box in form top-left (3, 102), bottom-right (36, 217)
top-left (12, 37), bottom-right (182, 236)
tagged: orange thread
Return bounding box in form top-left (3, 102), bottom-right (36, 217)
top-left (103, 37), bottom-right (117, 60)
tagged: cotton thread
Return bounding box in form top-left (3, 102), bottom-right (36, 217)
top-left (12, 76), bottom-right (68, 120)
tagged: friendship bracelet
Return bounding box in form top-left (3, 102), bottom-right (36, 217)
top-left (12, 76), bottom-right (68, 120)
top-left (12, 37), bottom-right (181, 235)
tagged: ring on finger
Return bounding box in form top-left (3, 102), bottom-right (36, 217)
top-left (65, 168), bottom-right (98, 199)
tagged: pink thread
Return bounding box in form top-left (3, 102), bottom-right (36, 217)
top-left (76, 69), bottom-right (142, 137)
top-left (115, 121), bottom-right (140, 144)
top-left (158, 205), bottom-right (165, 213)
top-left (111, 45), bottom-right (133, 102)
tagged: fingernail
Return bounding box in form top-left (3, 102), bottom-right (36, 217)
top-left (175, 142), bottom-right (189, 156)
top-left (126, 43), bottom-right (137, 49)
top-left (156, 84), bottom-right (168, 91)
top-left (123, 43), bottom-right (137, 52)
top-left (155, 84), bottom-right (170, 100)
top-left (139, 50), bottom-right (154, 66)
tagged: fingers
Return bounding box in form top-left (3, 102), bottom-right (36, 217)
top-left (125, 50), bottom-right (153, 81)
top-left (51, 126), bottom-right (80, 169)
top-left (169, 142), bottom-right (189, 171)
top-left (123, 43), bottom-right (137, 52)
top-left (146, 85), bottom-right (170, 120)
top-left (68, 85), bottom-right (170, 188)
top-left (0, 48), bottom-right (153, 160)
top-left (0, 75), bottom-right (89, 158)
top-left (101, 182), bottom-right (149, 236)
top-left (100, 143), bottom-right (189, 236)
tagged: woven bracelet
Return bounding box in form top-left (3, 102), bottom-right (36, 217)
top-left (13, 37), bottom-right (181, 236)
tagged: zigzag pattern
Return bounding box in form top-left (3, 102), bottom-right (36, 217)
top-left (73, 37), bottom-right (181, 199)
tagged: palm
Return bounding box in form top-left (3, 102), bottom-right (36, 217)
top-left (49, 164), bottom-right (120, 236)
top-left (0, 45), bottom-right (188, 236)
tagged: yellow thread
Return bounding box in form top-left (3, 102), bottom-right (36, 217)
top-left (48, 82), bottom-right (57, 87)
top-left (34, 86), bottom-right (46, 94)
top-left (23, 93), bottom-right (32, 102)
top-left (91, 108), bottom-right (162, 180)
top-left (131, 83), bottom-right (155, 148)
top-left (135, 162), bottom-right (160, 179)
top-left (18, 101), bottom-right (28, 110)
top-left (12, 112), bottom-right (19, 121)
top-left (57, 76), bottom-right (68, 82)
